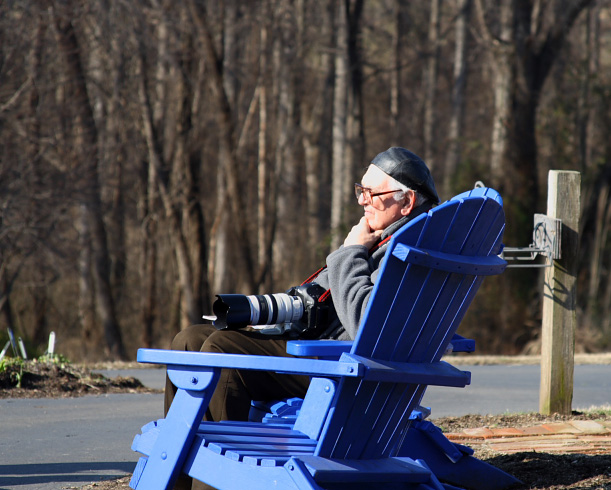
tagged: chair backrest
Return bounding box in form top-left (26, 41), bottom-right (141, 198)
top-left (311, 189), bottom-right (505, 460)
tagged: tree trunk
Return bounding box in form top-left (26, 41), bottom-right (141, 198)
top-left (139, 149), bottom-right (158, 348)
top-left (272, 0), bottom-right (303, 287)
top-left (52, 3), bottom-right (127, 360)
top-left (390, 0), bottom-right (408, 146)
top-left (423, 0), bottom-right (442, 170)
top-left (174, 6), bottom-right (207, 326)
top-left (209, 1), bottom-right (238, 296)
top-left (134, 38), bottom-right (200, 327)
top-left (345, 0), bottom-right (364, 218)
top-left (302, 0), bottom-right (334, 267)
top-left (330, 0), bottom-right (349, 250)
top-left (189, 0), bottom-right (257, 292)
top-left (476, 0), bottom-right (514, 191)
top-left (257, 11), bottom-right (269, 276)
top-left (443, 0), bottom-right (471, 199)
top-left (577, 4), bottom-right (600, 171)
top-left (77, 205), bottom-right (97, 349)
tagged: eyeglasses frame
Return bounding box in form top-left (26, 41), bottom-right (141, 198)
top-left (354, 183), bottom-right (404, 203)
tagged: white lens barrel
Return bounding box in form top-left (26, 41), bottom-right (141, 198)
top-left (246, 293), bottom-right (304, 326)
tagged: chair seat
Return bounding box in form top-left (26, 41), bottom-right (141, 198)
top-left (134, 418), bottom-right (318, 467)
top-left (191, 432), bottom-right (433, 484)
top-left (133, 418), bottom-right (433, 487)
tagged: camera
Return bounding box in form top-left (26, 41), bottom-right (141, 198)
top-left (210, 283), bottom-right (332, 339)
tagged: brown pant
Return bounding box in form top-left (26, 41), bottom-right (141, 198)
top-left (164, 324), bottom-right (311, 490)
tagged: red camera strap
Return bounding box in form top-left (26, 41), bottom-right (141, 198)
top-left (300, 235), bottom-right (393, 303)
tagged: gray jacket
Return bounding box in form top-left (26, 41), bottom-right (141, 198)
top-left (314, 205), bottom-right (432, 340)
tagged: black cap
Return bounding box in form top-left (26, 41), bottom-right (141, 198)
top-left (371, 147), bottom-right (440, 204)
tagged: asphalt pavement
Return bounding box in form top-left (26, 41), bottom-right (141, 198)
top-left (1, 364), bottom-right (609, 490)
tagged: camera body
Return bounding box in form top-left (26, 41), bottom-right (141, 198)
top-left (211, 283), bottom-right (333, 339)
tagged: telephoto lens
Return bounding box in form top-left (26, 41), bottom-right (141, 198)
top-left (212, 293), bottom-right (304, 330)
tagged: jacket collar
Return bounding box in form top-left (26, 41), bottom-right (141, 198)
top-left (380, 202), bottom-right (434, 241)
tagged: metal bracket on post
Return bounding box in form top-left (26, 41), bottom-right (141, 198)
top-left (501, 214), bottom-right (562, 268)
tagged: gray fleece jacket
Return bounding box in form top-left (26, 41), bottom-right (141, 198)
top-left (313, 204), bottom-right (432, 340)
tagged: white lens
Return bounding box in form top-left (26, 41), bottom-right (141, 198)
top-left (246, 296), bottom-right (261, 325)
top-left (273, 294), bottom-right (304, 324)
top-left (245, 293), bottom-right (304, 326)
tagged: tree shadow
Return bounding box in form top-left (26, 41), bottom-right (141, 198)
top-left (485, 452), bottom-right (611, 489)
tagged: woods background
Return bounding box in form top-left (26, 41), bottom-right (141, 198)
top-left (1, 0), bottom-right (610, 362)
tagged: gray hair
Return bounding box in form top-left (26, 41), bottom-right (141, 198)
top-left (366, 163), bottom-right (428, 207)
top-left (390, 176), bottom-right (428, 207)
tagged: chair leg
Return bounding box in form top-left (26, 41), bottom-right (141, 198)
top-left (132, 382), bottom-right (218, 490)
top-left (399, 422), bottom-right (522, 490)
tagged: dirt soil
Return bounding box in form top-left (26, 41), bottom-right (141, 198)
top-left (0, 359), bottom-right (159, 398)
top-left (2, 360), bottom-right (611, 489)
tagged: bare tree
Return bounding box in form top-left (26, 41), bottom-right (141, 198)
top-left (50, 2), bottom-right (127, 360)
top-left (301, 0), bottom-right (335, 269)
top-left (390, 0), bottom-right (409, 146)
top-left (344, 0), bottom-right (365, 218)
top-left (189, 0), bottom-right (258, 292)
top-left (442, 0), bottom-right (472, 199)
top-left (2, 0), bottom-right (610, 359)
top-left (475, 0), bottom-right (595, 244)
top-left (422, 0), bottom-right (442, 169)
top-left (330, 0), bottom-right (349, 250)
top-left (272, 0), bottom-right (303, 287)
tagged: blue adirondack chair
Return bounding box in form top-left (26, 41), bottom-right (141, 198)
top-left (130, 188), bottom-right (510, 490)
top-left (249, 188), bottom-right (519, 490)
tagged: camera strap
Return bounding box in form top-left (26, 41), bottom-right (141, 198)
top-left (300, 235), bottom-right (393, 299)
top-left (294, 235), bottom-right (394, 339)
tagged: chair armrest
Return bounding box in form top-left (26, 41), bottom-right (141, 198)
top-left (137, 348), bottom-right (363, 378)
top-left (286, 335), bottom-right (472, 357)
top-left (341, 353), bottom-right (471, 388)
top-left (286, 340), bottom-right (353, 358)
top-left (392, 243), bottom-right (507, 276)
top-left (450, 334), bottom-right (475, 353)
top-left (286, 334), bottom-right (471, 357)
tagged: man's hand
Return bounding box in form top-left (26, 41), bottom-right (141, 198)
top-left (343, 217), bottom-right (384, 248)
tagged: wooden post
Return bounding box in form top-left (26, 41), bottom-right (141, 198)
top-left (539, 170), bottom-right (581, 415)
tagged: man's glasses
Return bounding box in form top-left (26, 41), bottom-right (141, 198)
top-left (354, 183), bottom-right (403, 203)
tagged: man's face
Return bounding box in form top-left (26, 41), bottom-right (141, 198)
top-left (358, 166), bottom-right (409, 231)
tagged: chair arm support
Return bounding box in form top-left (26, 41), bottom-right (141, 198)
top-left (392, 244), bottom-right (507, 276)
top-left (137, 348), bottom-right (363, 378)
top-left (286, 340), bottom-right (353, 358)
top-left (340, 353), bottom-right (471, 388)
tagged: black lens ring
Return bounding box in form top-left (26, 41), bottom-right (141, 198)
top-left (268, 295), bottom-right (278, 324)
top-left (254, 295), bottom-right (268, 325)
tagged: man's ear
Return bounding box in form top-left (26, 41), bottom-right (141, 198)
top-left (400, 189), bottom-right (416, 216)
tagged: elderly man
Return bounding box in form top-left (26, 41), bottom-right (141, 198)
top-left (165, 146), bottom-right (439, 425)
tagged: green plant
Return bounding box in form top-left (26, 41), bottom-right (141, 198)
top-left (37, 352), bottom-right (71, 368)
top-left (0, 356), bottom-right (25, 388)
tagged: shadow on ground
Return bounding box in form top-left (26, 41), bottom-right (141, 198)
top-left (487, 452), bottom-right (611, 488)
top-left (0, 461), bottom-right (133, 487)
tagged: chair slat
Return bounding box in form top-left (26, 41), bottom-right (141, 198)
top-left (198, 421), bottom-right (311, 439)
top-left (201, 433), bottom-right (317, 448)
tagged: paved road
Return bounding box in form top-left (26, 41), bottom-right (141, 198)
top-left (422, 364), bottom-right (611, 417)
top-left (1, 364), bottom-right (609, 490)
top-left (0, 369), bottom-right (165, 490)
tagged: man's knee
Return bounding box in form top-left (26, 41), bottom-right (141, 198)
top-left (170, 324), bottom-right (213, 351)
top-left (202, 330), bottom-right (248, 355)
